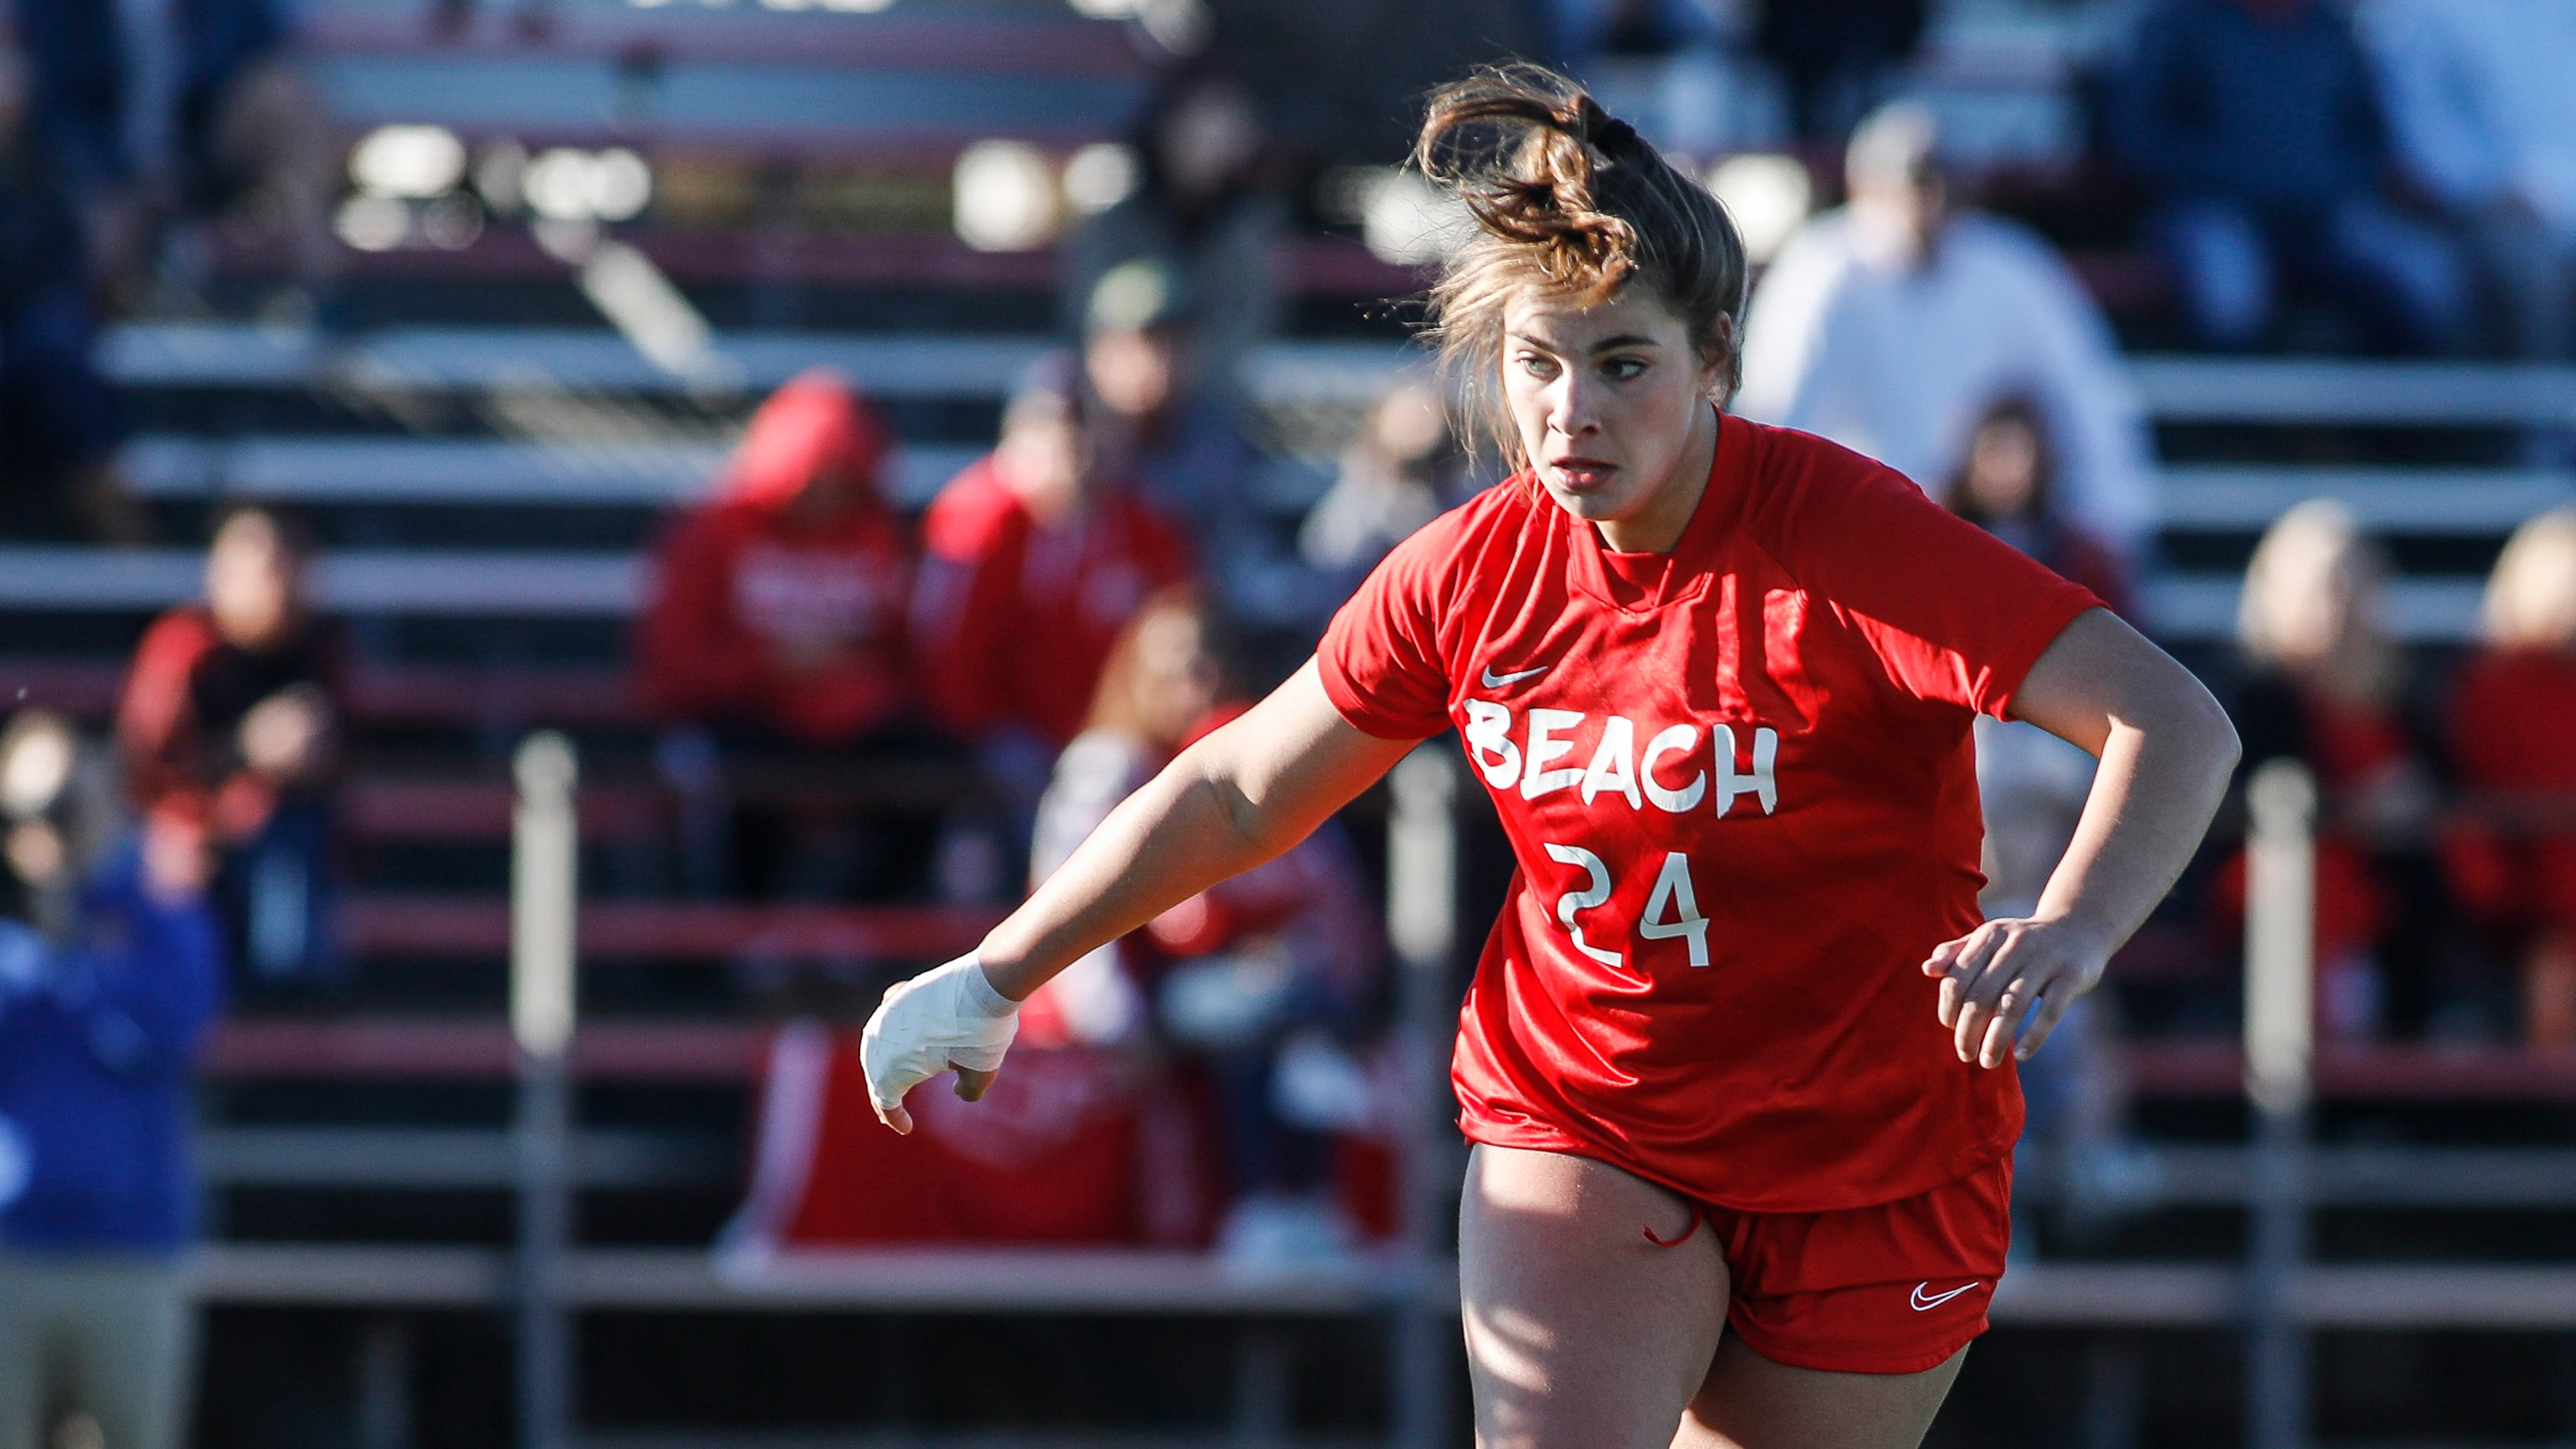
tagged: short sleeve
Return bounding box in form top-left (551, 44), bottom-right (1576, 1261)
top-left (1314, 518), bottom-right (1460, 740)
top-left (1763, 435), bottom-right (2103, 720)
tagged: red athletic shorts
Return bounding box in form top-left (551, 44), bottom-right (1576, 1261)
top-left (1685, 1156), bottom-right (2012, 1375)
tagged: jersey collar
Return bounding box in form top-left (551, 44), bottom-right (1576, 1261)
top-left (1566, 407), bottom-right (1747, 613)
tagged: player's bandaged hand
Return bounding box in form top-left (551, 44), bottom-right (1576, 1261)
top-left (860, 954), bottom-right (1020, 1134)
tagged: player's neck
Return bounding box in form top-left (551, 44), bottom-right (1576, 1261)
top-left (1593, 403), bottom-right (1718, 555)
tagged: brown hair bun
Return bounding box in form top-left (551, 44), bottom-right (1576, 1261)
top-left (1414, 65), bottom-right (1748, 468)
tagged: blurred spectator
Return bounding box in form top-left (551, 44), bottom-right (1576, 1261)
top-left (641, 372), bottom-right (910, 750)
top-left (168, 0), bottom-right (343, 324)
top-left (2107, 0), bottom-right (2470, 354)
top-left (118, 505), bottom-right (344, 996)
top-left (1939, 396), bottom-right (2132, 614)
top-left (1739, 103), bottom-right (2157, 562)
top-left (639, 370), bottom-right (935, 904)
top-left (913, 354), bottom-right (1194, 824)
top-left (1031, 591), bottom-right (1388, 1264)
top-left (1298, 378), bottom-right (1476, 591)
top-left (1079, 259), bottom-right (1336, 670)
top-left (1752, 0), bottom-right (1926, 143)
top-left (0, 710), bottom-right (224, 1449)
top-left (2357, 0), bottom-right (2576, 359)
top-left (1062, 63), bottom-right (1284, 400)
top-left (2443, 509), bottom-right (2576, 1044)
top-left (2219, 500), bottom-right (2449, 1039)
top-left (0, 40), bottom-right (136, 542)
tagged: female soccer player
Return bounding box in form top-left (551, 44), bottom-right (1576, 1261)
top-left (863, 67), bottom-right (2238, 1449)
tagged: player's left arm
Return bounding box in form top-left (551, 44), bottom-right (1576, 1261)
top-left (1926, 606), bottom-right (2241, 1068)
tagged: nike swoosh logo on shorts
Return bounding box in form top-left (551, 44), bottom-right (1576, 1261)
top-left (1480, 664), bottom-right (1548, 689)
top-left (1911, 1282), bottom-right (1978, 1311)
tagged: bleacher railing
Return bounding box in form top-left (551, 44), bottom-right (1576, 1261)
top-left (2243, 760), bottom-right (2318, 1449)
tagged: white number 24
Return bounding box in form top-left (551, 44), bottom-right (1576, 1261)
top-left (1541, 843), bottom-right (1710, 969)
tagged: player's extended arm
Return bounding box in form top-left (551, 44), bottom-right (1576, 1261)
top-left (1925, 606), bottom-right (2241, 1068)
top-left (863, 660), bottom-right (1418, 1131)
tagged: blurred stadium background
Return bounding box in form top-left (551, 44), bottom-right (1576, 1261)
top-left (2, 0), bottom-right (2575, 1445)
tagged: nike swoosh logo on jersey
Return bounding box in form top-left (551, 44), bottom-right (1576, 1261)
top-left (1910, 1282), bottom-right (1978, 1312)
top-left (1479, 664), bottom-right (1548, 689)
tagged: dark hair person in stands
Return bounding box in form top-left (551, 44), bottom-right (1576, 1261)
top-left (863, 67), bottom-right (2237, 1448)
top-left (639, 369), bottom-right (929, 903)
top-left (117, 505), bottom-right (345, 999)
top-left (1940, 396), bottom-right (2131, 617)
top-left (0, 709), bottom-right (224, 1449)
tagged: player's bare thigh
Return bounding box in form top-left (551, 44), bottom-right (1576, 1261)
top-left (1672, 1337), bottom-right (1968, 1449)
top-left (1458, 1144), bottom-right (1728, 1449)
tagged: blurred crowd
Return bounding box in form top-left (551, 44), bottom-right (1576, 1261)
top-left (1544, 0), bottom-right (2576, 360)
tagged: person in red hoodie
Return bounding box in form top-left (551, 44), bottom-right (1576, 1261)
top-left (642, 369), bottom-right (910, 747)
top-left (638, 369), bottom-right (924, 901)
top-left (910, 354), bottom-right (1194, 828)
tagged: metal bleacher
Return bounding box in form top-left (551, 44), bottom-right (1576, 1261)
top-left (21, 316), bottom-right (2563, 1446)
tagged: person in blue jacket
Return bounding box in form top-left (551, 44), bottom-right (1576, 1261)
top-left (0, 709), bottom-right (224, 1449)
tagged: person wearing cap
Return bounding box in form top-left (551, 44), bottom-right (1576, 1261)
top-left (1081, 258), bottom-right (1342, 679)
top-left (637, 369), bottom-right (927, 900)
top-left (912, 354), bottom-right (1196, 828)
top-left (1736, 102), bottom-right (2157, 569)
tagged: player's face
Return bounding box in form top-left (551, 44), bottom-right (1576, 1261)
top-left (1500, 285), bottom-right (1721, 549)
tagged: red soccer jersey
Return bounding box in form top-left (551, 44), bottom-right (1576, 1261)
top-left (1318, 415), bottom-right (2102, 1212)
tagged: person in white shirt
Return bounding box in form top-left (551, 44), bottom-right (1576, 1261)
top-left (2357, 0), bottom-right (2576, 358)
top-left (1737, 102), bottom-right (2158, 564)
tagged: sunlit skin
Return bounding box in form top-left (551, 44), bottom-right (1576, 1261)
top-left (1500, 286), bottom-right (1724, 556)
top-left (993, 394), bottom-right (1090, 526)
top-left (205, 514), bottom-right (304, 652)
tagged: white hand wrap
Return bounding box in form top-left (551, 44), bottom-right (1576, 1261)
top-left (859, 954), bottom-right (1020, 1117)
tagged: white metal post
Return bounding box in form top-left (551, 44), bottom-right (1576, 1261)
top-left (513, 732), bottom-right (579, 1449)
top-left (2244, 759), bottom-right (2316, 1449)
top-left (1387, 747), bottom-right (1459, 1449)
